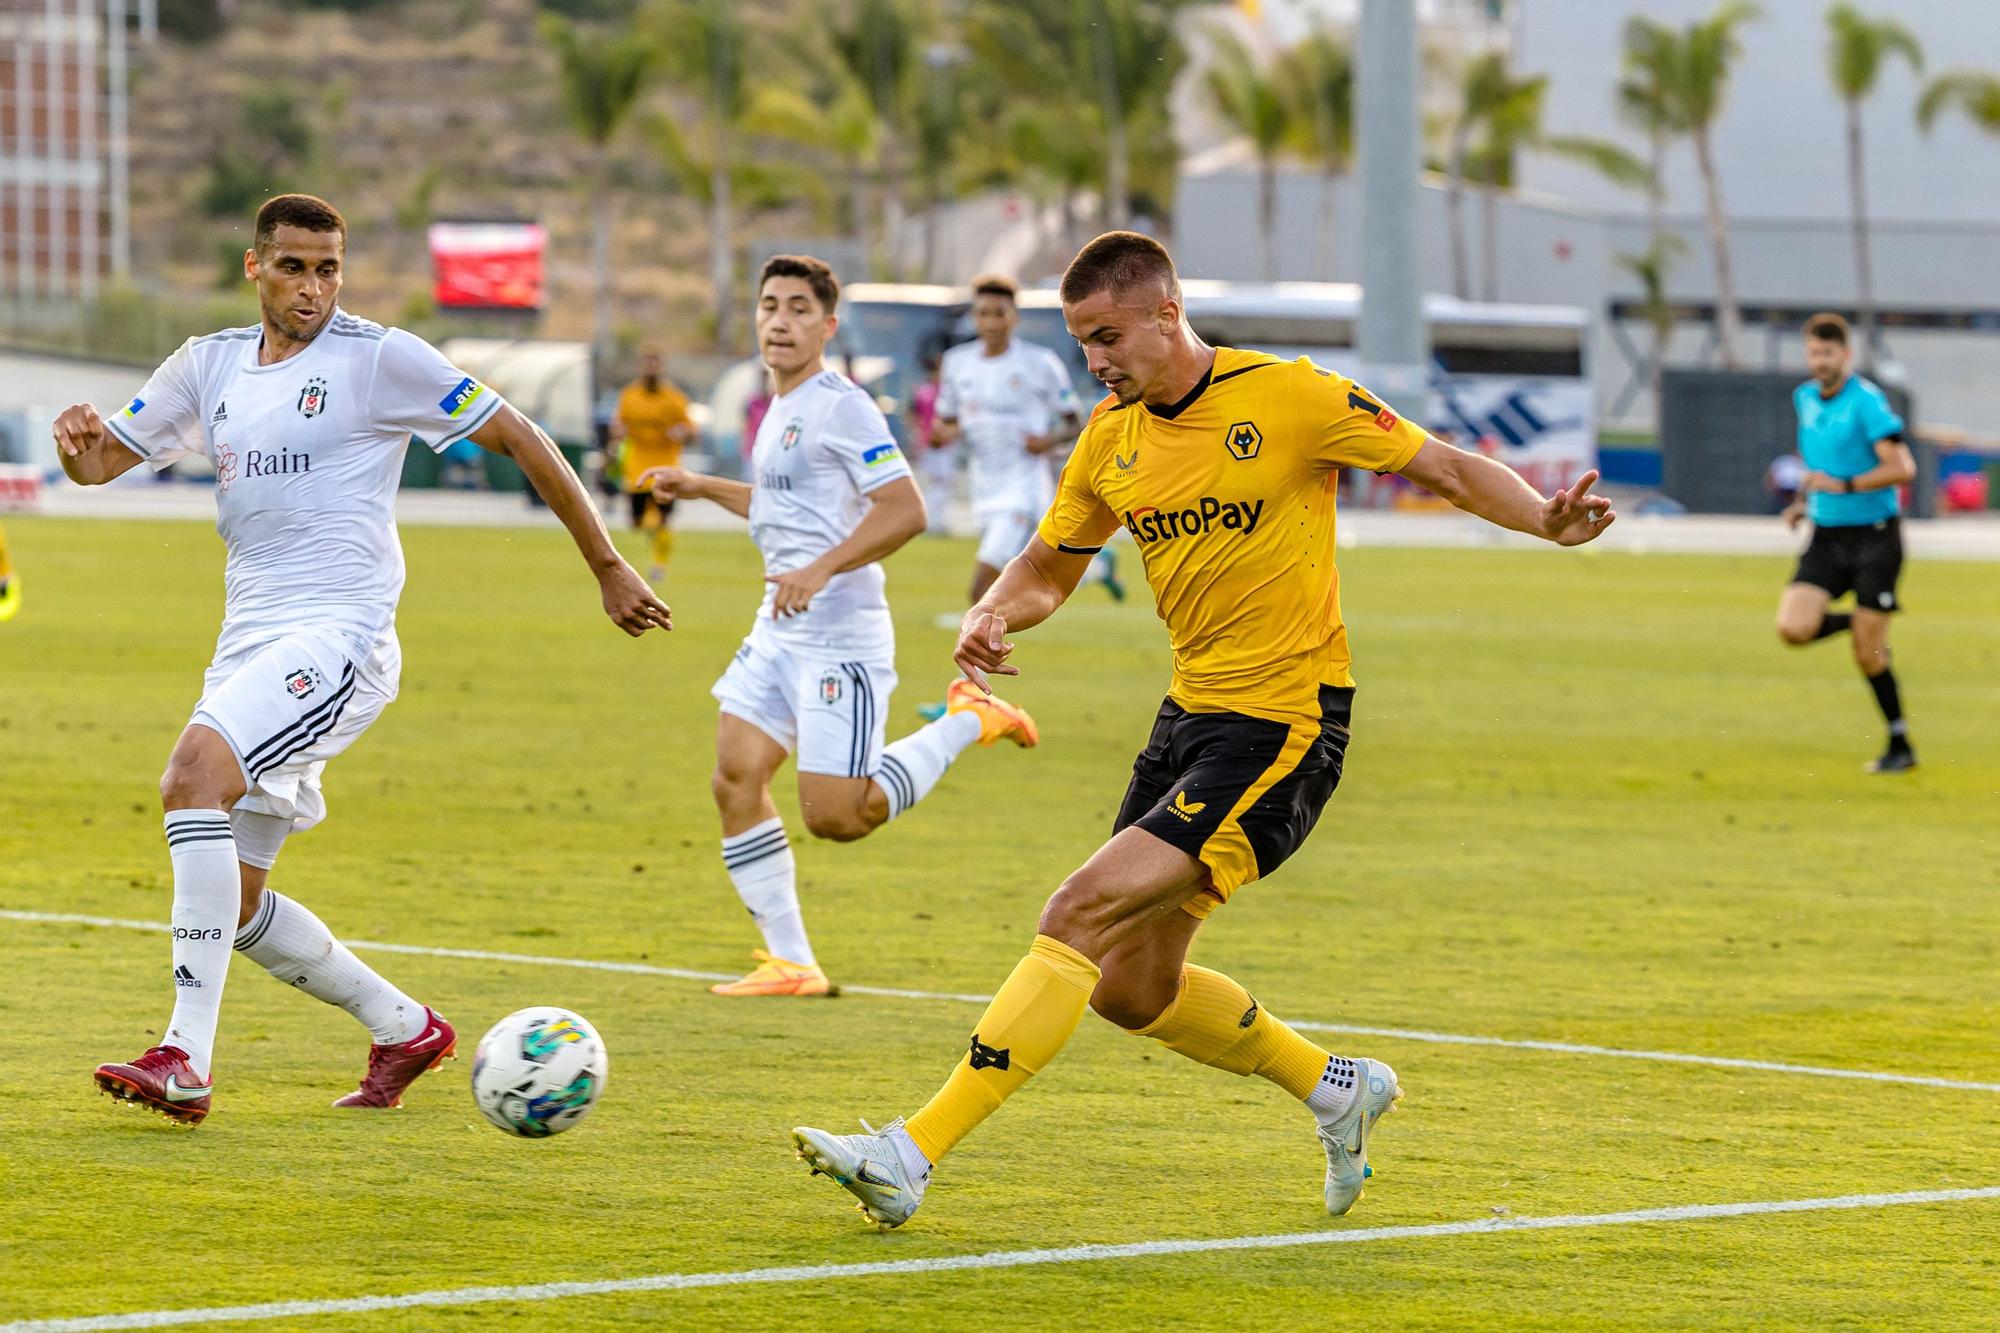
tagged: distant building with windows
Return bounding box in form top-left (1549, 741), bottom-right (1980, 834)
top-left (0, 0), bottom-right (156, 308)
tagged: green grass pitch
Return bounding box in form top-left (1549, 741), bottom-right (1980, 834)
top-left (2, 513), bottom-right (1996, 1328)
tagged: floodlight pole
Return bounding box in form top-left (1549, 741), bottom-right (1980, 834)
top-left (1356, 0), bottom-right (1430, 416)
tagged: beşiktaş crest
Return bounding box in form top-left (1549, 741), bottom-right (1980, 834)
top-left (297, 376), bottom-right (330, 418)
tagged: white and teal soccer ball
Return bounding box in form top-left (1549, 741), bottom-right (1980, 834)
top-left (471, 1006), bottom-right (607, 1138)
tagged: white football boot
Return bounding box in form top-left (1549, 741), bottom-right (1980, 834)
top-left (792, 1117), bottom-right (931, 1229)
top-left (1317, 1057), bottom-right (1402, 1215)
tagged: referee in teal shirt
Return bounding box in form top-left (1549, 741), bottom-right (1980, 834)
top-left (1775, 312), bottom-right (1918, 773)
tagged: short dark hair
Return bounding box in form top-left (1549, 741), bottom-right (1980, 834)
top-left (970, 272), bottom-right (1018, 302)
top-left (759, 254), bottom-right (840, 313)
top-left (1059, 230), bottom-right (1178, 305)
top-left (1803, 312), bottom-right (1850, 345)
top-left (254, 193), bottom-right (346, 253)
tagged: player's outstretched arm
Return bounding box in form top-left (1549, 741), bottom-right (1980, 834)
top-left (764, 477), bottom-right (927, 618)
top-left (635, 465), bottom-right (751, 519)
top-left (1397, 436), bottom-right (1616, 547)
top-left (954, 536), bottom-right (1093, 691)
top-left (52, 404), bottom-right (145, 486)
top-left (470, 405), bottom-right (672, 637)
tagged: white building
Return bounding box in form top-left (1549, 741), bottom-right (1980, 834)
top-left (1176, 0), bottom-right (2000, 434)
top-left (0, 1), bottom-right (156, 308)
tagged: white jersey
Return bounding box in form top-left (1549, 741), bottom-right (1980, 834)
top-left (747, 368), bottom-right (912, 652)
top-left (936, 338), bottom-right (1081, 517)
top-left (104, 309), bottom-right (504, 660)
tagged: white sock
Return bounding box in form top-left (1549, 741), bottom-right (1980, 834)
top-left (1306, 1054), bottom-right (1360, 1121)
top-left (234, 890), bottom-right (427, 1044)
top-left (871, 710), bottom-right (981, 820)
top-left (887, 1120), bottom-right (933, 1181)
top-left (721, 818), bottom-right (814, 966)
top-left (163, 810), bottom-right (239, 1077)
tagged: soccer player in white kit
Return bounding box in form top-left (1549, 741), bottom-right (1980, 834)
top-left (641, 256), bottom-right (1038, 997)
top-left (53, 195), bottom-right (671, 1125)
top-left (934, 274), bottom-right (1121, 606)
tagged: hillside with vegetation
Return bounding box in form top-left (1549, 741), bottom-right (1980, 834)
top-left (82, 0), bottom-right (1201, 375)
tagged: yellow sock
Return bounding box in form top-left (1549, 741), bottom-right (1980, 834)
top-left (904, 934), bottom-right (1099, 1164)
top-left (1134, 965), bottom-right (1328, 1100)
top-left (0, 522), bottom-right (12, 581)
top-left (648, 523), bottom-right (673, 572)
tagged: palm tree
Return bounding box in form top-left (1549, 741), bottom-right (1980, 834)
top-left (541, 15), bottom-right (655, 383)
top-left (1918, 68), bottom-right (2000, 134)
top-left (738, 76), bottom-right (879, 246)
top-left (1617, 234), bottom-right (1689, 412)
top-left (1005, 102), bottom-right (1104, 256)
top-left (966, 0), bottom-right (1189, 232)
top-left (1203, 29), bottom-right (1290, 282)
top-left (1915, 68), bottom-right (2000, 379)
top-left (911, 43), bottom-right (968, 280)
top-left (1450, 53), bottom-right (1651, 302)
top-left (822, 0), bottom-right (928, 275)
top-left (647, 0), bottom-right (753, 350)
top-left (1278, 29), bottom-right (1354, 281)
top-left (1827, 3), bottom-right (1923, 364)
top-left (1618, 17), bottom-right (1680, 264)
top-left (1446, 53), bottom-right (1534, 300)
top-left (1655, 1), bottom-right (1762, 368)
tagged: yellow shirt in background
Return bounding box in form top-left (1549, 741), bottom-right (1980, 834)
top-left (616, 379), bottom-right (693, 492)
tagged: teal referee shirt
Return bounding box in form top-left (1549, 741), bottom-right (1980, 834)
top-left (1793, 374), bottom-right (1904, 527)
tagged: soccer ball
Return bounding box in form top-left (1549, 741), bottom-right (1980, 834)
top-left (471, 1006), bottom-right (607, 1138)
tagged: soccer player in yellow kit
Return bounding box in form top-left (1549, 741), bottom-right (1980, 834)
top-left (793, 231), bottom-right (1617, 1229)
top-left (611, 345), bottom-right (695, 583)
top-left (0, 521), bottom-right (18, 621)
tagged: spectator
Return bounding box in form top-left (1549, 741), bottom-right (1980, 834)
top-left (908, 352), bottom-right (954, 526)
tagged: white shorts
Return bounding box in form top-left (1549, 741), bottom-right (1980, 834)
top-left (975, 509), bottom-right (1038, 570)
top-left (191, 626), bottom-right (400, 832)
top-left (712, 628), bottom-right (897, 778)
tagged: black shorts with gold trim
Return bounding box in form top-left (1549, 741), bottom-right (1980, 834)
top-left (1112, 685), bottom-right (1352, 918)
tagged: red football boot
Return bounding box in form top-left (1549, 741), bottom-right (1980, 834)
top-left (332, 1007), bottom-right (456, 1108)
top-left (94, 1045), bottom-right (212, 1125)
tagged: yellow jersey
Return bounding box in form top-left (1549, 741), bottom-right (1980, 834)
top-left (1036, 347), bottom-right (1428, 725)
top-left (615, 379), bottom-right (693, 491)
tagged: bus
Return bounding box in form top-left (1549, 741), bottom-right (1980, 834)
top-left (830, 280), bottom-right (1595, 494)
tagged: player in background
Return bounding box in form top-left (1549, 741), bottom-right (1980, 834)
top-left (0, 521), bottom-right (18, 622)
top-left (935, 275), bottom-right (1124, 606)
top-left (642, 256), bottom-right (1037, 999)
top-left (611, 344), bottom-right (696, 583)
top-left (1775, 312), bottom-right (1919, 773)
top-left (793, 231), bottom-right (1615, 1229)
top-left (55, 194), bottom-right (670, 1125)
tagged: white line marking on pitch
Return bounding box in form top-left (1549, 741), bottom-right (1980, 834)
top-left (6, 1186), bottom-right (1998, 1332)
top-left (8, 908), bottom-right (1997, 1094)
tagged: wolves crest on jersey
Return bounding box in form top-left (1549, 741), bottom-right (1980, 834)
top-left (1223, 421), bottom-right (1262, 461)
